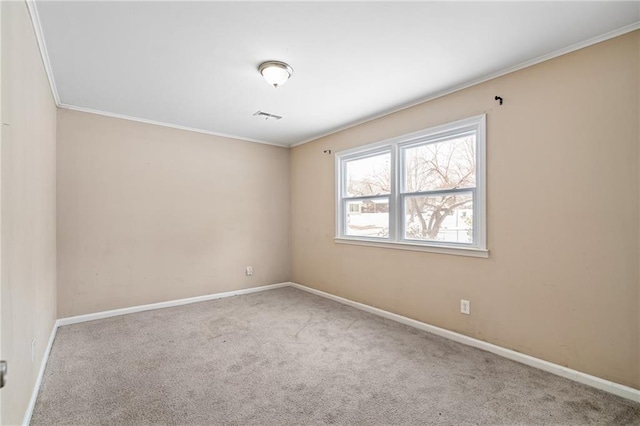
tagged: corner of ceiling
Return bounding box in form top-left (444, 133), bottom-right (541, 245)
top-left (57, 103), bottom-right (290, 148)
top-left (26, 0), bottom-right (286, 149)
top-left (289, 19), bottom-right (640, 150)
top-left (27, 0), bottom-right (640, 151)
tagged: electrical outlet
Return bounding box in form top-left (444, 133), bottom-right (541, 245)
top-left (460, 299), bottom-right (470, 315)
top-left (245, 266), bottom-right (253, 276)
top-left (31, 339), bottom-right (36, 362)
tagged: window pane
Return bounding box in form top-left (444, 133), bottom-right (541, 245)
top-left (346, 199), bottom-right (389, 238)
top-left (404, 192), bottom-right (473, 243)
top-left (346, 152), bottom-right (391, 197)
top-left (404, 134), bottom-right (476, 192)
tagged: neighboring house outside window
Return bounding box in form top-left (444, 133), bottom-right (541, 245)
top-left (335, 114), bottom-right (487, 258)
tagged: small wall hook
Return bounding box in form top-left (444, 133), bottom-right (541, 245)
top-left (495, 96), bottom-right (503, 105)
top-left (323, 149), bottom-right (332, 154)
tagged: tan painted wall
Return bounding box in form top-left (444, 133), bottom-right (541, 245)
top-left (1, 2), bottom-right (58, 424)
top-left (291, 32), bottom-right (640, 389)
top-left (57, 109), bottom-right (290, 318)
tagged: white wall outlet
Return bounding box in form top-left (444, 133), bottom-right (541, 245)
top-left (31, 338), bottom-right (36, 362)
top-left (245, 266), bottom-right (253, 276)
top-left (460, 299), bottom-right (470, 315)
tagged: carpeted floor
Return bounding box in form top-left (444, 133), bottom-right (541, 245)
top-left (32, 287), bottom-right (640, 425)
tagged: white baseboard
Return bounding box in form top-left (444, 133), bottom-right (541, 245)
top-left (56, 282), bottom-right (290, 326)
top-left (288, 282), bottom-right (640, 404)
top-left (22, 322), bottom-right (58, 426)
top-left (22, 280), bottom-right (640, 426)
top-left (22, 281), bottom-right (289, 425)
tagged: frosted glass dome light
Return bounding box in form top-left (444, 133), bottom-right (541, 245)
top-left (259, 61), bottom-right (293, 88)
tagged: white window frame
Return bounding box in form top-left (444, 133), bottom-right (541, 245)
top-left (335, 114), bottom-right (488, 258)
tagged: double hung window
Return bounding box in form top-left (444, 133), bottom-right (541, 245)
top-left (336, 115), bottom-right (487, 257)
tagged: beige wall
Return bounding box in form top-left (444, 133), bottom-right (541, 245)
top-left (291, 32), bottom-right (640, 389)
top-left (57, 109), bottom-right (290, 318)
top-left (16, 7), bottom-right (638, 409)
top-left (1, 2), bottom-right (58, 425)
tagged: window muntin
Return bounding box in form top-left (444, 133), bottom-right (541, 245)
top-left (336, 115), bottom-right (486, 254)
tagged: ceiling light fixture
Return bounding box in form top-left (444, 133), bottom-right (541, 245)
top-left (258, 61), bottom-right (293, 88)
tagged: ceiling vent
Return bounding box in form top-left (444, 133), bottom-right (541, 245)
top-left (253, 110), bottom-right (282, 121)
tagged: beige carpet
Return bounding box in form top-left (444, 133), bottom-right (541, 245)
top-left (32, 287), bottom-right (640, 425)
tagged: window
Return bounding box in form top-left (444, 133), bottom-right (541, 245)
top-left (335, 115), bottom-right (487, 257)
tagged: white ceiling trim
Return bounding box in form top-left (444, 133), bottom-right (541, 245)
top-left (26, 0), bottom-right (60, 105)
top-left (27, 0), bottom-right (284, 148)
top-left (26, 1), bottom-right (640, 149)
top-left (27, 0), bottom-right (286, 148)
top-left (290, 20), bottom-right (640, 148)
top-left (58, 104), bottom-right (290, 148)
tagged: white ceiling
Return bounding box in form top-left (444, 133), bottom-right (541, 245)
top-left (34, 1), bottom-right (639, 147)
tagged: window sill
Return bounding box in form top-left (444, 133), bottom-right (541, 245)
top-left (334, 238), bottom-right (489, 258)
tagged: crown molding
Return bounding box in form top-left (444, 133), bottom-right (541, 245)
top-left (58, 104), bottom-right (289, 148)
top-left (26, 0), bottom-right (285, 148)
top-left (25, 0), bottom-right (639, 149)
top-left (290, 21), bottom-right (640, 148)
top-left (25, 0), bottom-right (60, 105)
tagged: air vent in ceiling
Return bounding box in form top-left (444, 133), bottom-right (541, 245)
top-left (253, 110), bottom-right (282, 121)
